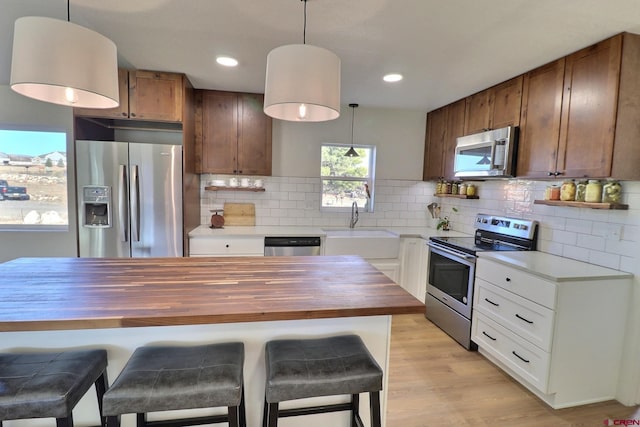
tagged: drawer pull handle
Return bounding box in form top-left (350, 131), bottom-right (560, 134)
top-left (505, 277), bottom-right (511, 282)
top-left (515, 313), bottom-right (534, 324)
top-left (484, 298), bottom-right (499, 307)
top-left (482, 331), bottom-right (497, 341)
top-left (512, 351), bottom-right (530, 363)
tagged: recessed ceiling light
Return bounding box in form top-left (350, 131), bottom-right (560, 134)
top-left (216, 56), bottom-right (238, 67)
top-left (383, 73), bottom-right (403, 83)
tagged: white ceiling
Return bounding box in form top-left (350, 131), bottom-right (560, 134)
top-left (2, 0), bottom-right (640, 113)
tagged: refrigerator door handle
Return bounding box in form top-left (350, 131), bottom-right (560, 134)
top-left (131, 164), bottom-right (141, 242)
top-left (118, 164), bottom-right (129, 242)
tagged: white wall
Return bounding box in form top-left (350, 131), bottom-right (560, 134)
top-left (272, 105), bottom-right (426, 180)
top-left (0, 86), bottom-right (77, 262)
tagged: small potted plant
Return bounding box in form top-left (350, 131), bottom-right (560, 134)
top-left (436, 217), bottom-right (451, 231)
top-left (436, 207), bottom-right (457, 231)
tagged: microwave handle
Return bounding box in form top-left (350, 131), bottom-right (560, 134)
top-left (490, 140), bottom-right (497, 169)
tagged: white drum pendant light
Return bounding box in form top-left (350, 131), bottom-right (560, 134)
top-left (10, 13), bottom-right (119, 109)
top-left (264, 0), bottom-right (340, 122)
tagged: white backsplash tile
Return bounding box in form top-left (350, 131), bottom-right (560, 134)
top-left (200, 174), bottom-right (640, 272)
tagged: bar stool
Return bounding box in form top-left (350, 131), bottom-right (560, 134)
top-left (103, 342), bottom-right (245, 427)
top-left (263, 334), bottom-right (383, 427)
top-left (0, 348), bottom-right (109, 427)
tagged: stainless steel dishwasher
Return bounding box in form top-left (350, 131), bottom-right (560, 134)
top-left (264, 237), bottom-right (321, 256)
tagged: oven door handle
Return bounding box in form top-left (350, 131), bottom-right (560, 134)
top-left (428, 242), bottom-right (476, 261)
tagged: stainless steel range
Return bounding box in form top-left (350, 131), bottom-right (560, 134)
top-left (426, 213), bottom-right (538, 350)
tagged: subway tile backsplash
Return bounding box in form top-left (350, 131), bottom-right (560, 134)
top-left (200, 175), bottom-right (640, 273)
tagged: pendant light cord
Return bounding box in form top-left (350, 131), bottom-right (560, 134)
top-left (67, 0), bottom-right (70, 22)
top-left (351, 106), bottom-right (355, 145)
top-left (302, 0), bottom-right (307, 44)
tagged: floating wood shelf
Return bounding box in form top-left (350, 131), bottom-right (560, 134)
top-left (433, 194), bottom-right (479, 199)
top-left (205, 186), bottom-right (265, 192)
top-left (534, 199), bottom-right (628, 210)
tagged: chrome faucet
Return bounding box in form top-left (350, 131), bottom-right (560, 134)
top-left (349, 201), bottom-right (359, 228)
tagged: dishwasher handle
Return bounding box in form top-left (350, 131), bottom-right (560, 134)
top-left (264, 237), bottom-right (321, 247)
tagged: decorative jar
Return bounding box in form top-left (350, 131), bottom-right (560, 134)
top-left (545, 185), bottom-right (560, 200)
top-left (575, 180), bottom-right (587, 202)
top-left (560, 180), bottom-right (576, 201)
top-left (466, 184), bottom-right (476, 197)
top-left (585, 180), bottom-right (602, 203)
top-left (602, 180), bottom-right (622, 204)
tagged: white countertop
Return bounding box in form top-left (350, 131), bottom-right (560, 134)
top-left (188, 225), bottom-right (471, 240)
top-left (478, 251), bottom-right (633, 282)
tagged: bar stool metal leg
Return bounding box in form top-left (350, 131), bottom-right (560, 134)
top-left (370, 391), bottom-right (381, 427)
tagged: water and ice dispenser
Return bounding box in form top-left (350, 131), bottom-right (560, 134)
top-left (82, 186), bottom-right (112, 228)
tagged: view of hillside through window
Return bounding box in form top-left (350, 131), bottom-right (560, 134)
top-left (0, 128), bottom-right (68, 228)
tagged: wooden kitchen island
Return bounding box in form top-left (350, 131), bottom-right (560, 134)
top-left (0, 256), bottom-right (423, 427)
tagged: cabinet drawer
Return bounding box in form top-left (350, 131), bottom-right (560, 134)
top-left (476, 258), bottom-right (557, 309)
top-left (472, 312), bottom-right (551, 393)
top-left (474, 279), bottom-right (555, 351)
top-left (189, 237), bottom-right (264, 256)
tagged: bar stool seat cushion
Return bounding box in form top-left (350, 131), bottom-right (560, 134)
top-left (0, 349), bottom-right (108, 420)
top-left (103, 342), bottom-right (244, 415)
top-left (265, 335), bottom-right (382, 403)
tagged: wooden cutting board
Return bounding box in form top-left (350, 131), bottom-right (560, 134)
top-left (223, 203), bottom-right (256, 226)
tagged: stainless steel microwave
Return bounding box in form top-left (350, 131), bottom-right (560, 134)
top-left (453, 126), bottom-right (518, 178)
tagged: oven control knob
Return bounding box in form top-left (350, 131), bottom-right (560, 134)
top-left (514, 224), bottom-right (520, 229)
top-left (521, 225), bottom-right (528, 231)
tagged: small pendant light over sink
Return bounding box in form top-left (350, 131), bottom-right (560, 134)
top-left (264, 0), bottom-right (341, 122)
top-left (345, 103), bottom-right (359, 157)
top-left (10, 0), bottom-right (119, 109)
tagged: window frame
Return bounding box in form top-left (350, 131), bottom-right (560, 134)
top-left (0, 124), bottom-right (70, 231)
top-left (320, 142), bottom-right (376, 213)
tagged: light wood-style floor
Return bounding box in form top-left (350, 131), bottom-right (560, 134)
top-left (386, 314), bottom-right (640, 426)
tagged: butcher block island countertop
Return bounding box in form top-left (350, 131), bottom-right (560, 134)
top-left (0, 255), bottom-right (424, 332)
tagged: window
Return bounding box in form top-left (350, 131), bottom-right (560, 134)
top-left (0, 127), bottom-right (68, 229)
top-left (321, 144), bottom-right (376, 211)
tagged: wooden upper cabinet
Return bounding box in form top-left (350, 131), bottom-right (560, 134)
top-left (129, 70), bottom-right (184, 122)
top-left (74, 68), bottom-right (129, 119)
top-left (464, 76), bottom-right (523, 135)
top-left (422, 107), bottom-right (447, 180)
top-left (557, 35), bottom-right (621, 179)
top-left (464, 90), bottom-right (491, 135)
top-left (443, 99), bottom-right (466, 179)
top-left (74, 69), bottom-right (185, 122)
top-left (237, 93), bottom-right (272, 176)
top-left (422, 99), bottom-right (465, 181)
top-left (196, 90), bottom-right (272, 176)
top-left (517, 58), bottom-right (566, 178)
top-left (517, 33), bottom-right (640, 179)
top-left (491, 76), bottom-right (523, 129)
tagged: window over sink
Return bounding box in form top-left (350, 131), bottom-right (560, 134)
top-left (0, 127), bottom-right (68, 230)
top-left (320, 143), bottom-right (376, 212)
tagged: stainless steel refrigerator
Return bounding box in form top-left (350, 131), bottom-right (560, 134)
top-left (76, 140), bottom-right (183, 257)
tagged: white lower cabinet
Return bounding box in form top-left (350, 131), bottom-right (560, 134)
top-left (472, 255), bottom-right (631, 409)
top-left (189, 236), bottom-right (264, 257)
top-left (369, 259), bottom-right (401, 283)
top-left (398, 237), bottom-right (428, 302)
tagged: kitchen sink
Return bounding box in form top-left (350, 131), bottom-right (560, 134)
top-left (322, 228), bottom-right (400, 259)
